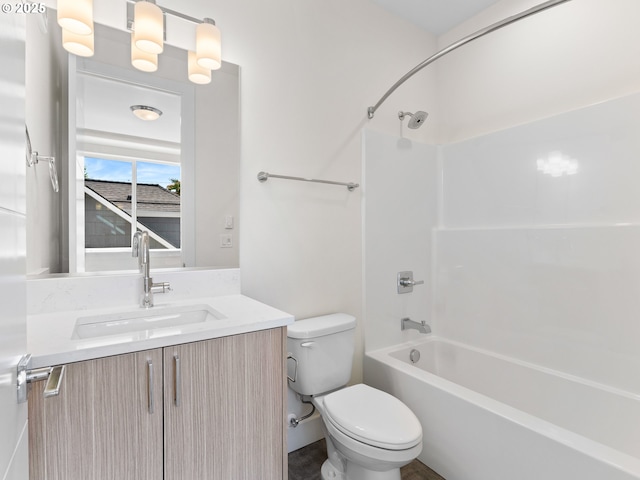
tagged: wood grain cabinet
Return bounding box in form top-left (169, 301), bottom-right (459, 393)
top-left (29, 327), bottom-right (287, 480)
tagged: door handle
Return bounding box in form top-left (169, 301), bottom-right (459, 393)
top-left (43, 366), bottom-right (65, 398)
top-left (17, 354), bottom-right (65, 404)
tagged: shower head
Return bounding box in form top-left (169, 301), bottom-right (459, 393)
top-left (398, 110), bottom-right (428, 129)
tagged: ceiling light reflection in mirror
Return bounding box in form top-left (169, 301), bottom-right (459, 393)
top-left (130, 105), bottom-right (163, 121)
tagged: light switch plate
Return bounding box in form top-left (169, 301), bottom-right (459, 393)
top-left (220, 234), bottom-right (233, 248)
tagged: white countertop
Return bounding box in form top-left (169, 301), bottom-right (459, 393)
top-left (28, 294), bottom-right (294, 368)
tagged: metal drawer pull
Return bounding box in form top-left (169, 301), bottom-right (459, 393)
top-left (43, 366), bottom-right (65, 398)
top-left (174, 354), bottom-right (181, 407)
top-left (147, 360), bottom-right (154, 414)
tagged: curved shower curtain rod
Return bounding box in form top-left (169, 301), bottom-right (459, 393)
top-left (367, 0), bottom-right (573, 119)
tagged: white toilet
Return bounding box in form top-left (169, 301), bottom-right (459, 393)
top-left (287, 313), bottom-right (422, 480)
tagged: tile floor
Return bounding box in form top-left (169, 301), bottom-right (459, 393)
top-left (288, 439), bottom-right (445, 480)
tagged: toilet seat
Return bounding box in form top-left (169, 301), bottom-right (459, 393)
top-left (322, 384), bottom-right (422, 450)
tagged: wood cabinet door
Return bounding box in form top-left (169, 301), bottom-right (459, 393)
top-left (29, 348), bottom-right (164, 480)
top-left (164, 328), bottom-right (287, 480)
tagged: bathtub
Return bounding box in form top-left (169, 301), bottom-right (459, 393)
top-left (364, 336), bottom-right (640, 480)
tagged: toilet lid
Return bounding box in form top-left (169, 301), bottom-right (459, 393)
top-left (322, 384), bottom-right (422, 450)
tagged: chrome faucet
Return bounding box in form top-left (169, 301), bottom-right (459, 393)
top-left (400, 317), bottom-right (431, 334)
top-left (132, 231), bottom-right (171, 308)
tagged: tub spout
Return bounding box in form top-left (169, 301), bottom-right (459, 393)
top-left (401, 317), bottom-right (431, 334)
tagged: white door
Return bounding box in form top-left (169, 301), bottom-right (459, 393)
top-left (0, 12), bottom-right (28, 480)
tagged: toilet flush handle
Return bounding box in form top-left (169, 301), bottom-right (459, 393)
top-left (286, 353), bottom-right (298, 383)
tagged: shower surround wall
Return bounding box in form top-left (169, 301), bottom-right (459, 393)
top-left (436, 93), bottom-right (640, 393)
top-left (363, 91), bottom-right (640, 479)
top-left (365, 91), bottom-right (640, 384)
top-left (363, 130), bottom-right (438, 351)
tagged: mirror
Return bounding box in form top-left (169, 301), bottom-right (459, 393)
top-left (25, 10), bottom-right (240, 275)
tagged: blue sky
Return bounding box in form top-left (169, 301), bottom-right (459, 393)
top-left (85, 157), bottom-right (180, 188)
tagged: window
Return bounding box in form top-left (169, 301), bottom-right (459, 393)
top-left (84, 157), bottom-right (181, 250)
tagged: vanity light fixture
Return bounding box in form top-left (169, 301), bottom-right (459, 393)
top-left (127, 0), bottom-right (222, 84)
top-left (188, 51), bottom-right (212, 85)
top-left (133, 0), bottom-right (164, 55)
top-left (57, 0), bottom-right (94, 56)
top-left (196, 18), bottom-right (221, 71)
top-left (130, 105), bottom-right (163, 121)
top-left (57, 0), bottom-right (93, 36)
top-left (56, 0), bottom-right (222, 85)
top-left (131, 32), bottom-right (158, 72)
top-left (62, 28), bottom-right (94, 57)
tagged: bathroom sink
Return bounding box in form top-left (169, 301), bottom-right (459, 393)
top-left (72, 304), bottom-right (226, 339)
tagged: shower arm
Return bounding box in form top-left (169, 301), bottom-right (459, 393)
top-left (367, 0), bottom-right (573, 119)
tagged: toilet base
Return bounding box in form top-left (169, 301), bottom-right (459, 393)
top-left (313, 390), bottom-right (420, 480)
top-left (321, 459), bottom-right (345, 480)
top-left (320, 458), bottom-right (402, 480)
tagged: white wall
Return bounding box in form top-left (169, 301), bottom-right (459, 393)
top-left (363, 130), bottom-right (438, 351)
top-left (435, 0), bottom-right (640, 143)
top-left (194, 63), bottom-right (240, 268)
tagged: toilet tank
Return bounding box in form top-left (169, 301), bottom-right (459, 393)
top-left (287, 313), bottom-right (356, 396)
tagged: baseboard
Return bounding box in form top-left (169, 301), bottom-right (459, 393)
top-left (286, 412), bottom-right (324, 453)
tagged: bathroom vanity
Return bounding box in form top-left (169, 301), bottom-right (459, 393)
top-left (26, 281), bottom-right (293, 480)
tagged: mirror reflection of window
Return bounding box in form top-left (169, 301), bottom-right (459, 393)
top-left (74, 58), bottom-right (188, 273)
top-left (84, 159), bottom-right (133, 248)
top-left (84, 157), bottom-right (181, 250)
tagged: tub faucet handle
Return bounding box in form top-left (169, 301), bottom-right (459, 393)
top-left (397, 271), bottom-right (424, 293)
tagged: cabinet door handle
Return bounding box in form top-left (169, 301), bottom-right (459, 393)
top-left (147, 360), bottom-right (154, 414)
top-left (174, 354), bottom-right (181, 407)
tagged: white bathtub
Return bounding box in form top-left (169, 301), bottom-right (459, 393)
top-left (364, 336), bottom-right (640, 480)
